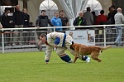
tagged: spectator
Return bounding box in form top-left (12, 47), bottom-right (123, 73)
top-left (83, 7), bottom-right (94, 25)
top-left (22, 8), bottom-right (30, 45)
top-left (51, 11), bottom-right (62, 31)
top-left (107, 5), bottom-right (117, 24)
top-left (1, 8), bottom-right (14, 46)
top-left (95, 10), bottom-right (108, 25)
top-left (59, 10), bottom-right (69, 31)
top-left (13, 5), bottom-right (24, 45)
top-left (1, 9), bottom-right (14, 28)
top-left (91, 11), bottom-right (97, 25)
top-left (73, 11), bottom-right (86, 29)
top-left (36, 10), bottom-right (53, 36)
top-left (22, 8), bottom-right (30, 27)
top-left (114, 7), bottom-right (124, 46)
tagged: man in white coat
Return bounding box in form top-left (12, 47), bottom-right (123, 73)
top-left (38, 32), bottom-right (90, 64)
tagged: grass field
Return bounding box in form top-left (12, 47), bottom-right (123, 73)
top-left (0, 48), bottom-right (124, 82)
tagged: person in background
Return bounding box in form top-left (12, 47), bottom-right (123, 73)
top-left (114, 7), bottom-right (124, 46)
top-left (1, 8), bottom-right (14, 46)
top-left (59, 10), bottom-right (69, 31)
top-left (51, 11), bottom-right (62, 31)
top-left (83, 7), bottom-right (94, 25)
top-left (22, 8), bottom-right (30, 27)
top-left (91, 11), bottom-right (97, 25)
top-left (73, 11), bottom-right (87, 29)
top-left (95, 10), bottom-right (108, 25)
top-left (1, 9), bottom-right (14, 28)
top-left (107, 5), bottom-right (117, 24)
top-left (22, 8), bottom-right (30, 45)
top-left (13, 5), bottom-right (24, 45)
top-left (36, 10), bottom-right (53, 36)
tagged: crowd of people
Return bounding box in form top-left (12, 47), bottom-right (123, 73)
top-left (0, 5), bottom-right (30, 46)
top-left (0, 5), bottom-right (124, 46)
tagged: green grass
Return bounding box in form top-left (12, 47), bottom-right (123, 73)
top-left (0, 48), bottom-right (124, 82)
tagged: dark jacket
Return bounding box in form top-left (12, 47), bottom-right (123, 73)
top-left (107, 10), bottom-right (117, 24)
top-left (13, 10), bottom-right (24, 25)
top-left (73, 17), bottom-right (87, 26)
top-left (23, 13), bottom-right (30, 27)
top-left (59, 16), bottom-right (68, 26)
top-left (1, 14), bottom-right (14, 28)
top-left (36, 15), bottom-right (53, 27)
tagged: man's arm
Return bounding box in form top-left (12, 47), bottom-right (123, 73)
top-left (83, 18), bottom-right (87, 25)
top-left (90, 13), bottom-right (94, 24)
top-left (66, 17), bottom-right (69, 26)
top-left (48, 19), bottom-right (54, 26)
top-left (59, 18), bottom-right (62, 26)
top-left (27, 14), bottom-right (30, 25)
top-left (51, 18), bottom-right (55, 26)
top-left (36, 16), bottom-right (40, 27)
top-left (73, 18), bottom-right (78, 26)
top-left (121, 14), bottom-right (124, 23)
top-left (45, 45), bottom-right (53, 64)
top-left (54, 37), bottom-right (60, 47)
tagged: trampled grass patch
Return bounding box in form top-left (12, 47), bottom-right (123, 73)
top-left (0, 48), bottom-right (124, 82)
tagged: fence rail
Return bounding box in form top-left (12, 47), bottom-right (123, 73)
top-left (0, 24), bottom-right (124, 53)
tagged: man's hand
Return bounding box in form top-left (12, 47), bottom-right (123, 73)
top-left (36, 43), bottom-right (42, 51)
top-left (45, 60), bottom-right (49, 64)
top-left (54, 44), bottom-right (57, 48)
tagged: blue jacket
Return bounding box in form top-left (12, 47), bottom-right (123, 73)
top-left (51, 17), bottom-right (62, 31)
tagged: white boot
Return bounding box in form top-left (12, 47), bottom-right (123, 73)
top-left (86, 57), bottom-right (90, 63)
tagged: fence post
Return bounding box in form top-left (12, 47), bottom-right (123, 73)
top-left (34, 29), bottom-right (39, 43)
top-left (103, 25), bottom-right (106, 47)
top-left (2, 31), bottom-right (4, 53)
top-left (53, 27), bottom-right (55, 32)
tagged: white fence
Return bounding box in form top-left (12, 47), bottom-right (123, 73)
top-left (0, 24), bottom-right (124, 53)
